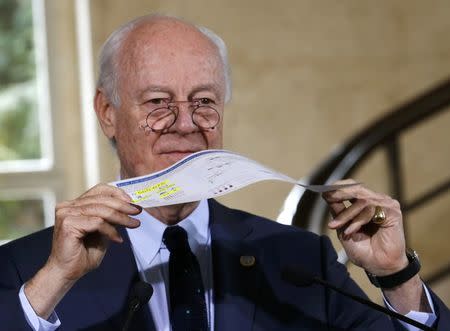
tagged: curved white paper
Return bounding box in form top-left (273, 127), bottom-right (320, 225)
top-left (110, 150), bottom-right (358, 208)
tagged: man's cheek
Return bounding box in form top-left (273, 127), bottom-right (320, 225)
top-left (210, 130), bottom-right (223, 148)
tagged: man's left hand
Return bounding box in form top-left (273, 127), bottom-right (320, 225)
top-left (322, 179), bottom-right (409, 276)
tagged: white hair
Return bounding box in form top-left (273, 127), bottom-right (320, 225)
top-left (96, 14), bottom-right (232, 107)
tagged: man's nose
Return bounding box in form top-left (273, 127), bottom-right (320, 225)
top-left (169, 103), bottom-right (197, 134)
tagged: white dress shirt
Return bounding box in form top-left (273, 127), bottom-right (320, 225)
top-left (127, 199), bottom-right (214, 330)
top-left (19, 199), bottom-right (435, 330)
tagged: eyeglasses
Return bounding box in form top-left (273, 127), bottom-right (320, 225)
top-left (140, 98), bottom-right (221, 133)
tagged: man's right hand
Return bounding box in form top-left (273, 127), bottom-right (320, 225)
top-left (24, 184), bottom-right (142, 319)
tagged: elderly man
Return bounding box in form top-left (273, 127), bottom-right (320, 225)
top-left (0, 14), bottom-right (448, 331)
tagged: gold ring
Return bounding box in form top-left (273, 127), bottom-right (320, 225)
top-left (371, 205), bottom-right (386, 225)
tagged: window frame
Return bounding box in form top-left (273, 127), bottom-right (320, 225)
top-left (0, 0), bottom-right (55, 243)
top-left (0, 187), bottom-right (55, 245)
top-left (0, 0), bottom-right (53, 173)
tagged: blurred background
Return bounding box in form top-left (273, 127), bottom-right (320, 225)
top-left (0, 0), bottom-right (449, 304)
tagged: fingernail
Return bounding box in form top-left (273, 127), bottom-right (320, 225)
top-left (328, 220), bottom-right (336, 227)
top-left (128, 218), bottom-right (141, 227)
top-left (129, 203), bottom-right (143, 213)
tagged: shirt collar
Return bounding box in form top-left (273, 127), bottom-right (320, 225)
top-left (126, 199), bottom-right (209, 266)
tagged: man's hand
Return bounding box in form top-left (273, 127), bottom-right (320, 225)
top-left (322, 179), bottom-right (430, 314)
top-left (322, 179), bottom-right (408, 276)
top-left (24, 184), bottom-right (142, 319)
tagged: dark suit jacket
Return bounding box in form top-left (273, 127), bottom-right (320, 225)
top-left (0, 199), bottom-right (448, 330)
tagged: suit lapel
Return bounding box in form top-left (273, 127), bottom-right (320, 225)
top-left (77, 200), bottom-right (262, 331)
top-left (209, 200), bottom-right (263, 331)
top-left (79, 227), bottom-right (156, 331)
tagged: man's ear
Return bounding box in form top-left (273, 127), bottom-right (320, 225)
top-left (94, 89), bottom-right (116, 139)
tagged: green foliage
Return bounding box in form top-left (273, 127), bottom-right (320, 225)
top-left (0, 0), bottom-right (35, 88)
top-left (0, 199), bottom-right (44, 240)
top-left (0, 0), bottom-right (45, 240)
top-left (0, 96), bottom-right (41, 160)
top-left (0, 0), bottom-right (41, 161)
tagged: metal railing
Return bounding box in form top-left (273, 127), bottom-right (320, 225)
top-left (280, 78), bottom-right (450, 286)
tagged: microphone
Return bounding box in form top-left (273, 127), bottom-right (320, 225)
top-left (122, 281), bottom-right (154, 331)
top-left (281, 265), bottom-right (435, 331)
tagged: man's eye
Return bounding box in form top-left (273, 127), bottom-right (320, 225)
top-left (148, 98), bottom-right (168, 105)
top-left (198, 98), bottom-right (214, 105)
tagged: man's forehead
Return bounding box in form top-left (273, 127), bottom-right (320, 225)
top-left (124, 49), bottom-right (223, 93)
top-left (116, 19), bottom-right (225, 98)
top-left (120, 18), bottom-right (219, 61)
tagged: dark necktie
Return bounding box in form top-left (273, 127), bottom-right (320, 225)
top-left (163, 226), bottom-right (208, 331)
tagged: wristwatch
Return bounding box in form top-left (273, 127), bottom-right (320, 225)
top-left (366, 250), bottom-right (421, 289)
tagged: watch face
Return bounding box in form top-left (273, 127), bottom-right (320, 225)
top-left (409, 250), bottom-right (419, 261)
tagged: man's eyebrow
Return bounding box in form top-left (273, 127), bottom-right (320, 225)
top-left (138, 85), bottom-right (172, 97)
top-left (138, 83), bottom-right (223, 99)
top-left (189, 84), bottom-right (222, 98)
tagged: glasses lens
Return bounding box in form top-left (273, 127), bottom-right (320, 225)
top-left (146, 108), bottom-right (176, 132)
top-left (193, 106), bottom-right (220, 129)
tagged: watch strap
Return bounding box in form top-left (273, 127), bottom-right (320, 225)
top-left (366, 250), bottom-right (421, 289)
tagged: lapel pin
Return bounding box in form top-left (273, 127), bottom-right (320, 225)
top-left (240, 255), bottom-right (256, 267)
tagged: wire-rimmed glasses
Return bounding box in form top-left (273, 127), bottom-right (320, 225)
top-left (139, 98), bottom-right (221, 133)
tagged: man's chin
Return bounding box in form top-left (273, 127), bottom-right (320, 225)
top-left (127, 150), bottom-right (210, 177)
top-left (161, 151), bottom-right (196, 164)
